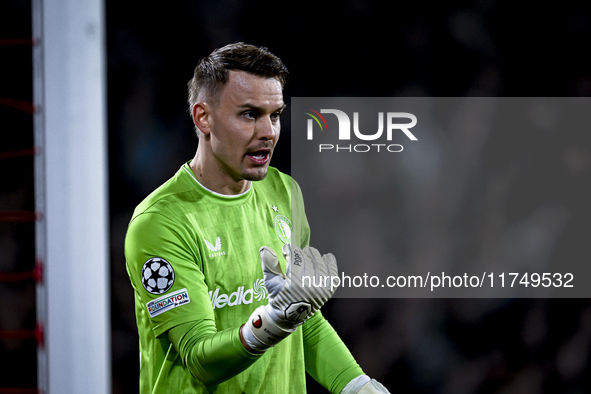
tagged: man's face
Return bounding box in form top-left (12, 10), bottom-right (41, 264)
top-left (205, 70), bottom-right (284, 183)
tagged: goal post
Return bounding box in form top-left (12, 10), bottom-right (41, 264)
top-left (32, 0), bottom-right (111, 392)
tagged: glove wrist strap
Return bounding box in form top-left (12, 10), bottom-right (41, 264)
top-left (341, 375), bottom-right (370, 394)
top-left (242, 305), bottom-right (295, 352)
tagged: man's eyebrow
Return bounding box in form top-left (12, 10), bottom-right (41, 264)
top-left (237, 103), bottom-right (287, 111)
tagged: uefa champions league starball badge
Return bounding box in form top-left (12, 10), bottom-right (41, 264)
top-left (141, 257), bottom-right (175, 294)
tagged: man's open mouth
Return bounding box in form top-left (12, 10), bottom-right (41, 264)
top-left (247, 151), bottom-right (270, 165)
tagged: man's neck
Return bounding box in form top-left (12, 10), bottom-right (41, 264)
top-left (188, 153), bottom-right (251, 196)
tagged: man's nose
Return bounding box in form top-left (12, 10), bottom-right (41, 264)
top-left (256, 116), bottom-right (278, 140)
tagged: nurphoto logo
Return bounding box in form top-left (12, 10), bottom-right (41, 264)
top-left (303, 108), bottom-right (417, 153)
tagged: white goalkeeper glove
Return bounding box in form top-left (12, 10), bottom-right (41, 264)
top-left (341, 375), bottom-right (391, 394)
top-left (242, 243), bottom-right (338, 352)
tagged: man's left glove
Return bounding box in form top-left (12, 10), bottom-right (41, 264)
top-left (341, 375), bottom-right (391, 394)
top-left (242, 244), bottom-right (338, 352)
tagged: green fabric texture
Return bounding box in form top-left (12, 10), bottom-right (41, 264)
top-left (169, 321), bottom-right (261, 386)
top-left (303, 313), bottom-right (365, 393)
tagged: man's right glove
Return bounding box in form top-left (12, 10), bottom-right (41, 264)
top-left (242, 244), bottom-right (338, 352)
top-left (341, 375), bottom-right (391, 394)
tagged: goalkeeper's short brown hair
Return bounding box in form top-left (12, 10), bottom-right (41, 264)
top-left (187, 43), bottom-right (288, 111)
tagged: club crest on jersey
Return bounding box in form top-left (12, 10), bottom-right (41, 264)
top-left (204, 236), bottom-right (226, 258)
top-left (273, 215), bottom-right (293, 244)
top-left (141, 257), bottom-right (175, 294)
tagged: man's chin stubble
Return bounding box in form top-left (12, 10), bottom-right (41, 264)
top-left (242, 169), bottom-right (268, 182)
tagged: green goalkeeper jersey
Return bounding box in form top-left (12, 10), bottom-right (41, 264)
top-left (126, 163), bottom-right (315, 393)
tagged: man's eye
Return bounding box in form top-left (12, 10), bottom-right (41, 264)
top-left (271, 112), bottom-right (282, 120)
top-left (243, 111), bottom-right (257, 119)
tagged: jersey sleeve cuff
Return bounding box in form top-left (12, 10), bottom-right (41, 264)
top-left (232, 326), bottom-right (265, 360)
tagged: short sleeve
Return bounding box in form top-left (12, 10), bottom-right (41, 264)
top-left (125, 212), bottom-right (215, 337)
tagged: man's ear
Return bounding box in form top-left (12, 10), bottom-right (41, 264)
top-left (192, 103), bottom-right (212, 135)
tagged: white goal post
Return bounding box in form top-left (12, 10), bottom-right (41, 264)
top-left (32, 0), bottom-right (111, 393)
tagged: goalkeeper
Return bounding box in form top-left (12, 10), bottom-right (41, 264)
top-left (125, 43), bottom-right (390, 394)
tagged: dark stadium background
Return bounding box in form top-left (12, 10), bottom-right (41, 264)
top-left (1, 0), bottom-right (591, 393)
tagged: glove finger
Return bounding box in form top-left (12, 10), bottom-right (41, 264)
top-left (325, 253), bottom-right (338, 279)
top-left (326, 254), bottom-right (338, 298)
top-left (260, 246), bottom-right (284, 278)
top-left (281, 243), bottom-right (292, 277)
top-left (316, 260), bottom-right (336, 302)
top-left (284, 243), bottom-right (304, 280)
top-left (302, 246), bottom-right (320, 285)
top-left (304, 247), bottom-right (336, 305)
top-left (311, 248), bottom-right (335, 297)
